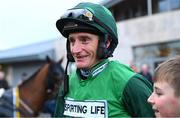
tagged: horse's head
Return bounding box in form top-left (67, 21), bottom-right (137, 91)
top-left (45, 56), bottom-right (65, 99)
top-left (4, 56), bottom-right (66, 117)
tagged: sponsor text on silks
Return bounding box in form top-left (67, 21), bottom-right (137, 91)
top-left (63, 99), bottom-right (108, 118)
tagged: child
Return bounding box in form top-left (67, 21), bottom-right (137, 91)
top-left (148, 56), bottom-right (180, 117)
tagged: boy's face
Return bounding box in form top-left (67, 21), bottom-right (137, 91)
top-left (148, 80), bottom-right (180, 117)
top-left (68, 32), bottom-right (100, 69)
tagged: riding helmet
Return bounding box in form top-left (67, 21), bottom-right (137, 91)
top-left (56, 2), bottom-right (118, 61)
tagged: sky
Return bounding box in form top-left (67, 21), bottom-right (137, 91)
top-left (0, 0), bottom-right (104, 51)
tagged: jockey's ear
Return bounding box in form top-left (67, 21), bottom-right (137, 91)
top-left (46, 56), bottom-right (52, 63)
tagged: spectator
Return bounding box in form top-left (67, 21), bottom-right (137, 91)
top-left (129, 61), bottom-right (138, 72)
top-left (139, 63), bottom-right (153, 84)
top-left (0, 65), bottom-right (9, 90)
top-left (148, 56), bottom-right (180, 117)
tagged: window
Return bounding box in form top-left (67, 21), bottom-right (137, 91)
top-left (159, 0), bottom-right (180, 12)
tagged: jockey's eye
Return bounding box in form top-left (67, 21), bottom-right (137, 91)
top-left (68, 38), bottom-right (75, 46)
top-left (79, 36), bottom-right (91, 44)
top-left (68, 38), bottom-right (75, 43)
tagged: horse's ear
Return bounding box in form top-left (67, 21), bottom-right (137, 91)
top-left (59, 57), bottom-right (64, 64)
top-left (46, 56), bottom-right (52, 63)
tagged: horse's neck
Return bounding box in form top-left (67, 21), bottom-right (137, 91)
top-left (19, 64), bottom-right (49, 114)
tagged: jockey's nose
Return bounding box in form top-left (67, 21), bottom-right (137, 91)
top-left (71, 40), bottom-right (82, 54)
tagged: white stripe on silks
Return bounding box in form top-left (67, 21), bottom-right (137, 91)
top-left (92, 62), bottom-right (108, 77)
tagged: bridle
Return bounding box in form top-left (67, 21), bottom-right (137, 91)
top-left (19, 98), bottom-right (35, 115)
top-left (13, 87), bottom-right (38, 117)
top-left (16, 60), bottom-right (64, 116)
top-left (0, 57), bottom-right (64, 117)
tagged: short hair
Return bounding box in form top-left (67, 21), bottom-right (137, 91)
top-left (154, 55), bottom-right (180, 96)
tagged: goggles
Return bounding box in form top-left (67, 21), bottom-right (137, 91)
top-left (59, 8), bottom-right (114, 41)
top-left (61, 8), bottom-right (94, 22)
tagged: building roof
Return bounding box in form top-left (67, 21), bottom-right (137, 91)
top-left (0, 39), bottom-right (57, 64)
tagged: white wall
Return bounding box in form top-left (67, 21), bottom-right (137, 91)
top-left (112, 10), bottom-right (180, 65)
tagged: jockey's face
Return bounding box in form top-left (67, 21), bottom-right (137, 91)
top-left (68, 32), bottom-right (100, 69)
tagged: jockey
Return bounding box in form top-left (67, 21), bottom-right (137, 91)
top-left (54, 2), bottom-right (155, 117)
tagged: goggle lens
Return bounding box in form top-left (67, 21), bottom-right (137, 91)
top-left (61, 9), bottom-right (94, 22)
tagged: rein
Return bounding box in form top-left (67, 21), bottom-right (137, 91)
top-left (16, 63), bottom-right (51, 116)
top-left (13, 87), bottom-right (37, 117)
top-left (19, 97), bottom-right (35, 115)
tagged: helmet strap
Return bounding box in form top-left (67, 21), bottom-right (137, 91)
top-left (66, 40), bottom-right (75, 62)
top-left (97, 34), bottom-right (112, 59)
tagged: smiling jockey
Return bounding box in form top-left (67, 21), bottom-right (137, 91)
top-left (54, 2), bottom-right (155, 117)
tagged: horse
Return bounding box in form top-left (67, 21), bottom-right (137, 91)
top-left (0, 56), bottom-right (65, 117)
